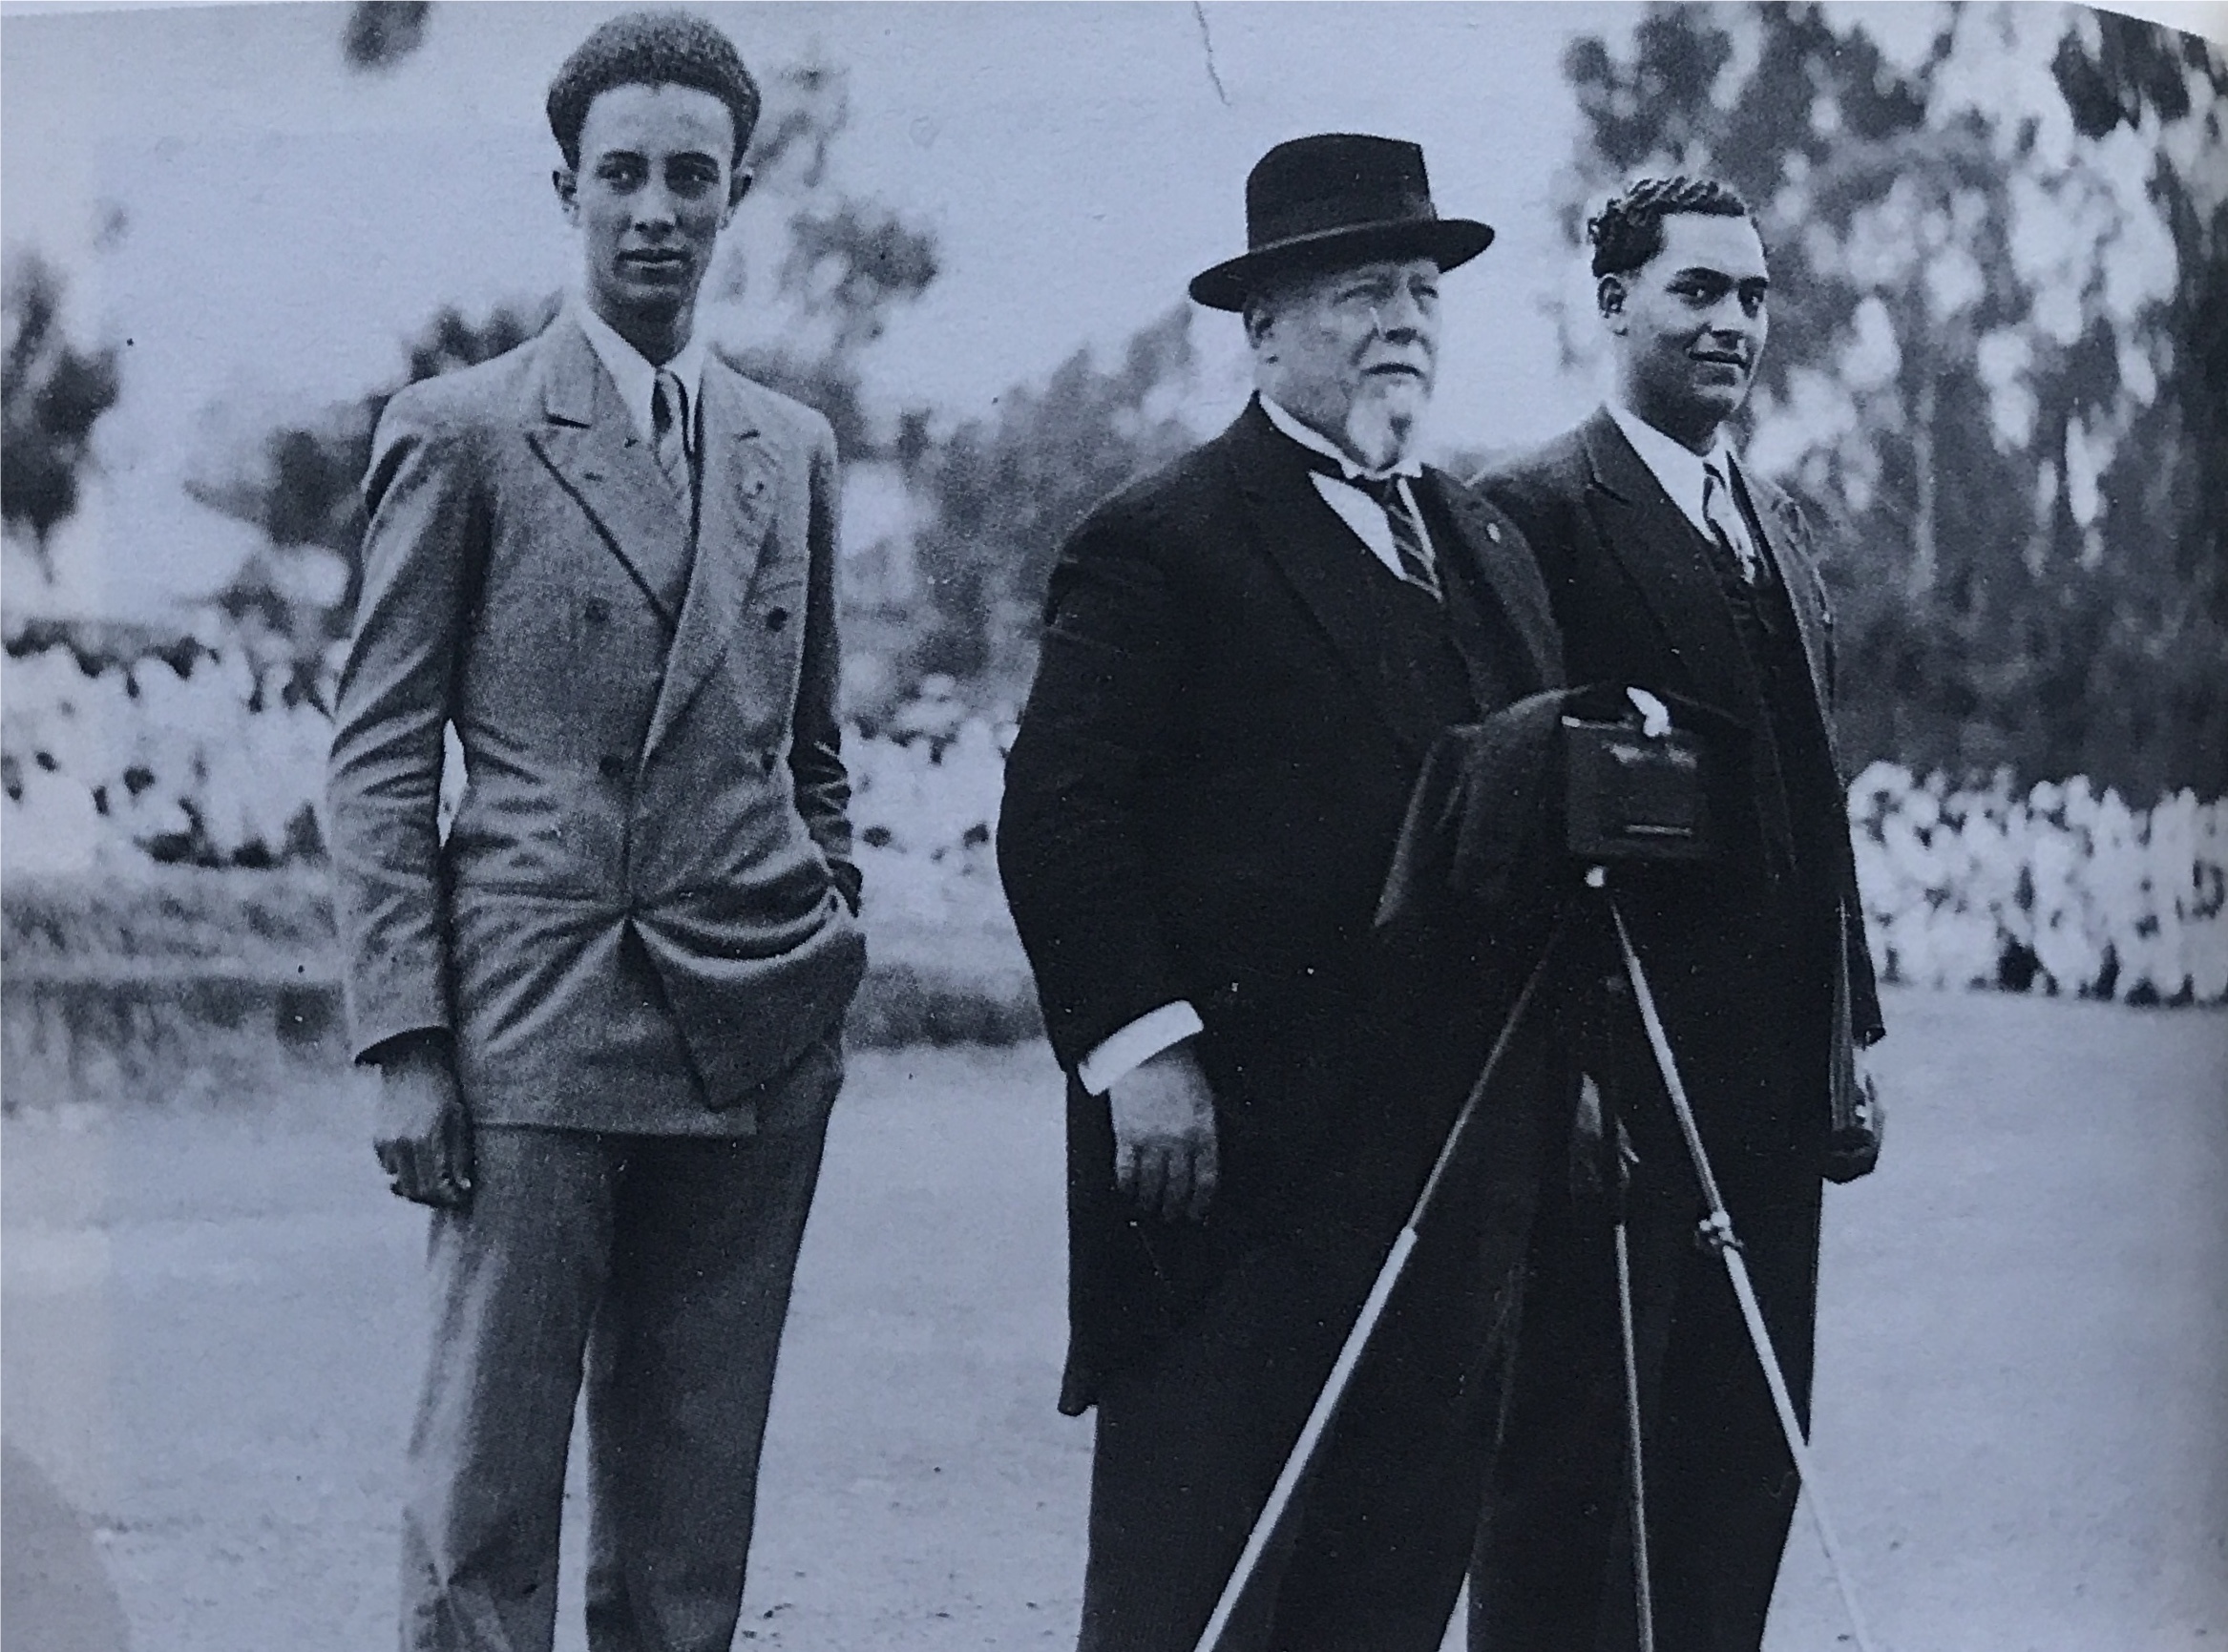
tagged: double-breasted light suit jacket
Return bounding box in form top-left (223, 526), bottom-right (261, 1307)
top-left (326, 313), bottom-right (865, 1135)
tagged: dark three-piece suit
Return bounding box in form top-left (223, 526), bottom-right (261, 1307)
top-left (998, 397), bottom-right (1566, 1650)
top-left (1467, 408), bottom-right (1884, 1652)
top-left (326, 311), bottom-right (864, 1651)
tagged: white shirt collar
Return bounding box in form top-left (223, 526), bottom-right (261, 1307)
top-left (1607, 403), bottom-right (1736, 537)
top-left (570, 295), bottom-right (708, 450)
top-left (1260, 394), bottom-right (1423, 482)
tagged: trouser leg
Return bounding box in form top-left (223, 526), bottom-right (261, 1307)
top-left (1624, 1190), bottom-right (1820, 1652)
top-left (400, 1127), bottom-right (616, 1652)
top-left (1078, 1222), bottom-right (1516, 1652)
top-left (1472, 1184), bottom-right (1821, 1652)
top-left (1268, 1200), bottom-right (1515, 1652)
top-left (1076, 1231), bottom-right (1377, 1652)
top-left (1468, 1181), bottom-right (1636, 1652)
top-left (582, 1035), bottom-right (843, 1652)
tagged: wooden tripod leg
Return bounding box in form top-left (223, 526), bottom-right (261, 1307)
top-left (1604, 892), bottom-right (1882, 1652)
top-left (1613, 1220), bottom-right (1657, 1652)
top-left (1188, 925), bottom-right (1566, 1652)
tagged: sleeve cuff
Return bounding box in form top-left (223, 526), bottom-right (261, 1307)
top-left (1077, 1001), bottom-right (1205, 1096)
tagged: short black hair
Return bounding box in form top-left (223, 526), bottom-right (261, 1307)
top-left (546, 10), bottom-right (761, 171)
top-left (1587, 177), bottom-right (1751, 279)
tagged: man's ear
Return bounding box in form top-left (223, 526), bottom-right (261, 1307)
top-left (724, 167), bottom-right (754, 221)
top-left (1596, 274), bottom-right (1628, 331)
top-left (553, 167), bottom-right (579, 224)
top-left (1242, 299), bottom-right (1276, 353)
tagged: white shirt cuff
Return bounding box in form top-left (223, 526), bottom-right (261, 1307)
top-left (1078, 1001), bottom-right (1206, 1096)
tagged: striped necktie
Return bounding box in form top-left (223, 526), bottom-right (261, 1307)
top-left (1702, 459), bottom-right (1762, 585)
top-left (651, 369), bottom-right (691, 506)
top-left (1296, 450), bottom-right (1442, 602)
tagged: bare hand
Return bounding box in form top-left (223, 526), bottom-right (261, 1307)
top-left (1106, 1039), bottom-right (1219, 1223)
top-left (373, 1039), bottom-right (473, 1210)
top-left (1853, 1044), bottom-right (1886, 1135)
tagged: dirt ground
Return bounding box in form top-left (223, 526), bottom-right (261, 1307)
top-left (4, 989), bottom-right (2224, 1651)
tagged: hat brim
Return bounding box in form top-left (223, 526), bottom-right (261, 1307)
top-left (1188, 218), bottom-right (1496, 312)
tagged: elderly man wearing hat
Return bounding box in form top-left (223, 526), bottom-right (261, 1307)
top-left (1000, 135), bottom-right (1566, 1650)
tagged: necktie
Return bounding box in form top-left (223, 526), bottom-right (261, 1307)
top-left (1297, 450), bottom-right (1442, 601)
top-left (1702, 459), bottom-right (1761, 585)
top-left (651, 369), bottom-right (691, 506)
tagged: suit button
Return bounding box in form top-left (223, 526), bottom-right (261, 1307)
top-left (761, 751), bottom-right (780, 774)
top-left (767, 607), bottom-right (789, 632)
top-left (599, 754), bottom-right (626, 781)
top-left (584, 598), bottom-right (611, 623)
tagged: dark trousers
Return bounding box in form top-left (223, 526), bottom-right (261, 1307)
top-left (1468, 1171), bottom-right (1821, 1652)
top-left (1077, 1197), bottom-right (1514, 1652)
top-left (397, 1035), bottom-right (842, 1652)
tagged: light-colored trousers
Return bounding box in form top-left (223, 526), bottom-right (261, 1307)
top-left (398, 1035), bottom-right (843, 1652)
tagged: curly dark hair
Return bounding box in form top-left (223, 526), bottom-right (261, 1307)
top-left (546, 10), bottom-right (761, 171)
top-left (1587, 177), bottom-right (1751, 279)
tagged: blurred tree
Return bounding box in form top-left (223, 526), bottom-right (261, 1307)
top-left (905, 303), bottom-right (1202, 700)
top-left (343, 2), bottom-right (431, 71)
top-left (2047, 9), bottom-right (2228, 799)
top-left (188, 296), bottom-right (558, 648)
top-left (2, 253), bottom-right (120, 581)
top-left (711, 60), bottom-right (940, 460)
top-left (1554, 1), bottom-right (2227, 798)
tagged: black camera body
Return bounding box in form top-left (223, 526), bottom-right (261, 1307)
top-left (1560, 714), bottom-right (1716, 865)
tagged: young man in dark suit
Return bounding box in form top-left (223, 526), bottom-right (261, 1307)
top-left (1468, 176), bottom-right (1885, 1652)
top-left (325, 14), bottom-right (863, 1649)
top-left (999, 135), bottom-right (1566, 1651)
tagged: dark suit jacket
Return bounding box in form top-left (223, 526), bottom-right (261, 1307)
top-left (998, 398), bottom-right (1565, 1411)
top-left (1477, 408), bottom-right (1881, 1193)
top-left (326, 313), bottom-right (866, 1134)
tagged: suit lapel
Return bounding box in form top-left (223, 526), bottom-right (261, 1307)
top-left (1419, 471), bottom-right (1563, 695)
top-left (1580, 408), bottom-right (1762, 723)
top-left (1225, 405), bottom-right (1443, 756)
top-left (641, 364), bottom-right (776, 763)
top-left (526, 316), bottom-right (692, 627)
top-left (1736, 464), bottom-right (1837, 726)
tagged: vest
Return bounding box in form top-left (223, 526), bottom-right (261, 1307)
top-left (1694, 491), bottom-right (1843, 944)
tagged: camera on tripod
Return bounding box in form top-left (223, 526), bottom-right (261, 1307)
top-left (1559, 685), bottom-right (1720, 866)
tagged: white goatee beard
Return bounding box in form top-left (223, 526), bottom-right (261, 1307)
top-left (1343, 376), bottom-right (1429, 472)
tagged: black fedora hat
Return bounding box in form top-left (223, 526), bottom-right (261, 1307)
top-left (1189, 133), bottom-right (1494, 312)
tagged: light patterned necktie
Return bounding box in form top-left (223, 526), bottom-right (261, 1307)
top-left (1702, 459), bottom-right (1762, 585)
top-left (651, 368), bottom-right (691, 505)
top-left (1353, 473), bottom-right (1443, 602)
top-left (1296, 447), bottom-right (1443, 602)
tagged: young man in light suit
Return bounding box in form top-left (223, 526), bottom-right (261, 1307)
top-left (1469, 176), bottom-right (1885, 1652)
top-left (326, 14), bottom-right (862, 1649)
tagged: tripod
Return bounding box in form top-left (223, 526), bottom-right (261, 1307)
top-left (1588, 868), bottom-right (1879, 1652)
top-left (1188, 865), bottom-right (1881, 1652)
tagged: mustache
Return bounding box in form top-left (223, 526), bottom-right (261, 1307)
top-left (1357, 349), bottom-right (1433, 376)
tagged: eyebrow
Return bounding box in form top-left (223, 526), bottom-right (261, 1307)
top-left (594, 144), bottom-right (721, 163)
top-left (1671, 266), bottom-right (1771, 287)
top-left (1338, 271), bottom-right (1439, 293)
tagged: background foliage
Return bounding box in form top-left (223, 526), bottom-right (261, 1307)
top-left (3, 4), bottom-right (2221, 781)
top-left (1, 252), bottom-right (120, 581)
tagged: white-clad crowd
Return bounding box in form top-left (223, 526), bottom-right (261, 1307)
top-left (5, 641), bottom-right (2223, 1005)
top-left (3, 639), bottom-right (337, 872)
top-left (1850, 761), bottom-right (2228, 1005)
